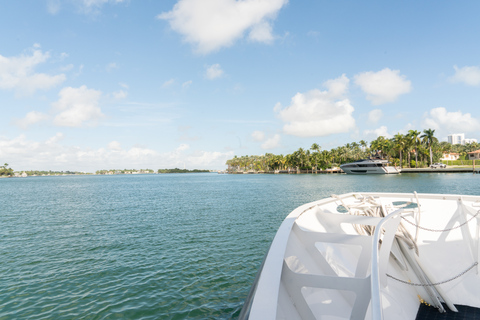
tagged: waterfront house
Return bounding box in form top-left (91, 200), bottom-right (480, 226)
top-left (467, 149), bottom-right (480, 160)
top-left (441, 152), bottom-right (460, 161)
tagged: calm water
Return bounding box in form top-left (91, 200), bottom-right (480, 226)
top-left (1, 172), bottom-right (480, 319)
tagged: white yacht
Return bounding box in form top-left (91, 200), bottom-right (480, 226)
top-left (340, 158), bottom-right (401, 174)
top-left (240, 192), bottom-right (480, 320)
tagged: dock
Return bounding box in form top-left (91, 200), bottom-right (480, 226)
top-left (401, 167), bottom-right (480, 173)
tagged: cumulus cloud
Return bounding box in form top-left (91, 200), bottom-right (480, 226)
top-left (422, 107), bottom-right (480, 133)
top-left (450, 65), bottom-right (480, 86)
top-left (0, 47), bottom-right (66, 95)
top-left (184, 150), bottom-right (234, 167)
top-left (205, 64), bottom-right (224, 79)
top-left (251, 130), bottom-right (265, 141)
top-left (261, 134), bottom-right (280, 149)
top-left (158, 0), bottom-right (288, 54)
top-left (108, 140), bottom-right (122, 151)
top-left (363, 126), bottom-right (391, 139)
top-left (248, 21), bottom-right (274, 43)
top-left (52, 85), bottom-right (104, 127)
top-left (368, 109), bottom-right (383, 124)
top-left (0, 134), bottom-right (232, 171)
top-left (14, 111), bottom-right (49, 129)
top-left (354, 68), bottom-right (412, 105)
top-left (275, 74), bottom-right (355, 137)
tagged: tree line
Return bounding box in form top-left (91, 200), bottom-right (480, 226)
top-left (0, 163), bottom-right (14, 177)
top-left (226, 129), bottom-right (480, 173)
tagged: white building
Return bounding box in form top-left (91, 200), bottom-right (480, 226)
top-left (441, 152), bottom-right (460, 161)
top-left (448, 133), bottom-right (464, 145)
top-left (448, 133), bottom-right (477, 145)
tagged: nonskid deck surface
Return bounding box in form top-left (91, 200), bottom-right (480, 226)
top-left (416, 304), bottom-right (480, 320)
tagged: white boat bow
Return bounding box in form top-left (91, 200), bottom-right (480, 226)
top-left (240, 192), bottom-right (480, 320)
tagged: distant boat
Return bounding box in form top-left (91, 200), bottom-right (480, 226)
top-left (340, 158), bottom-right (401, 174)
top-left (240, 192), bottom-right (480, 319)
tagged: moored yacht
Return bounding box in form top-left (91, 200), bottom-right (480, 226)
top-left (340, 158), bottom-right (401, 174)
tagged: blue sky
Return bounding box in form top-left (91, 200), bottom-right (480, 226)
top-left (1, 0), bottom-right (480, 172)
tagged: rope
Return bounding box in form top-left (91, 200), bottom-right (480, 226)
top-left (401, 210), bottom-right (480, 232)
top-left (387, 262), bottom-right (478, 286)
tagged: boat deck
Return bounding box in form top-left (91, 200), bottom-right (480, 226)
top-left (416, 304), bottom-right (480, 320)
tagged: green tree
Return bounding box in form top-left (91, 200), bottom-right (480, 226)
top-left (392, 133), bottom-right (406, 168)
top-left (408, 130), bottom-right (421, 168)
top-left (310, 143), bottom-right (321, 171)
top-left (420, 128), bottom-right (438, 166)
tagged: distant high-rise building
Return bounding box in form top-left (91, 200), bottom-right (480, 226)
top-left (448, 133), bottom-right (464, 145)
top-left (448, 133), bottom-right (477, 145)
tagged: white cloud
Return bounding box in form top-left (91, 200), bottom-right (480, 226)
top-left (354, 68), bottom-right (412, 105)
top-left (52, 85), bottom-right (104, 127)
top-left (422, 107), bottom-right (480, 133)
top-left (158, 0), bottom-right (288, 54)
top-left (46, 132), bottom-right (64, 145)
top-left (450, 65), bottom-right (480, 86)
top-left (261, 134), bottom-right (280, 149)
top-left (77, 0), bottom-right (126, 13)
top-left (112, 90), bottom-right (127, 99)
top-left (176, 143), bottom-right (190, 151)
top-left (185, 150), bottom-right (234, 167)
top-left (363, 126), bottom-right (391, 139)
top-left (248, 21), bottom-right (274, 43)
top-left (251, 130), bottom-right (265, 141)
top-left (205, 64), bottom-right (224, 79)
top-left (14, 111), bottom-right (49, 129)
top-left (0, 47), bottom-right (66, 95)
top-left (108, 140), bottom-right (122, 151)
top-left (0, 135), bottom-right (232, 171)
top-left (182, 80), bottom-right (192, 88)
top-left (60, 64), bottom-right (74, 72)
top-left (163, 78), bottom-right (175, 87)
top-left (368, 109), bottom-right (383, 124)
top-left (275, 74), bottom-right (356, 137)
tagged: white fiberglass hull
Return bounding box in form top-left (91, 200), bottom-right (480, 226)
top-left (340, 166), bottom-right (401, 174)
top-left (241, 192), bottom-right (480, 320)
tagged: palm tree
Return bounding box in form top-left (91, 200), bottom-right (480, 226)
top-left (420, 129), bottom-right (438, 166)
top-left (370, 136), bottom-right (389, 158)
top-left (408, 130), bottom-right (421, 168)
top-left (359, 140), bottom-right (368, 153)
top-left (392, 133), bottom-right (406, 168)
top-left (310, 143), bottom-right (321, 172)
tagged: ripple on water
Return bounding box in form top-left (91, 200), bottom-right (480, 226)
top-left (3, 173), bottom-right (479, 319)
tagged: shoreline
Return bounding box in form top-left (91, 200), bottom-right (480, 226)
top-left (227, 166), bottom-right (480, 174)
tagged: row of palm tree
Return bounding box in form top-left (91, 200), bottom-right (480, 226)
top-left (226, 129), bottom-right (479, 172)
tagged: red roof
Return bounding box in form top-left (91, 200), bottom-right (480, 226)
top-left (468, 149), bottom-right (480, 154)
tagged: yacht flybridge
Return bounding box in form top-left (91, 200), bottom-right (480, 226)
top-left (340, 158), bottom-right (401, 174)
top-left (240, 192), bottom-right (480, 320)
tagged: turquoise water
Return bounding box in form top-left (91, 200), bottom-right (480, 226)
top-left (1, 173), bottom-right (480, 319)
